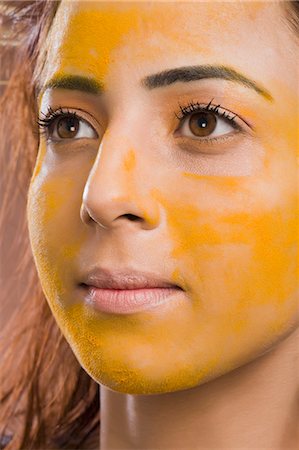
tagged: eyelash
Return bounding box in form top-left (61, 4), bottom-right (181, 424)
top-left (37, 100), bottom-right (247, 142)
top-left (175, 99), bottom-right (243, 131)
top-left (37, 106), bottom-right (79, 138)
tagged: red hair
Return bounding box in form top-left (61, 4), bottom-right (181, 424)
top-left (0, 2), bottom-right (99, 448)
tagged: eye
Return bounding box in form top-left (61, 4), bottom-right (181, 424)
top-left (179, 110), bottom-right (236, 140)
top-left (50, 115), bottom-right (97, 140)
top-left (37, 108), bottom-right (99, 142)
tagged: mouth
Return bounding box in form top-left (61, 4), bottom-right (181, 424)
top-left (79, 267), bottom-right (183, 315)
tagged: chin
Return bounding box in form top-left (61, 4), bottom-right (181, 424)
top-left (77, 328), bottom-right (298, 396)
top-left (76, 351), bottom-right (236, 395)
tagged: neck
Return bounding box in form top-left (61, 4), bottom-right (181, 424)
top-left (100, 328), bottom-right (299, 450)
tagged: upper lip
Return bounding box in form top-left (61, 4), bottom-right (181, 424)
top-left (80, 267), bottom-right (182, 290)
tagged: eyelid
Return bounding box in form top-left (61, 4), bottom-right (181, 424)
top-left (37, 106), bottom-right (100, 141)
top-left (172, 100), bottom-right (254, 152)
top-left (175, 100), bottom-right (252, 131)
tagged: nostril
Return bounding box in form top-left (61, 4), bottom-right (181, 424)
top-left (122, 213), bottom-right (142, 222)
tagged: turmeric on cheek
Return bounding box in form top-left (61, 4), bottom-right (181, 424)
top-left (29, 154), bottom-right (296, 394)
top-left (47, 171), bottom-right (297, 393)
top-left (152, 171), bottom-right (297, 317)
top-left (154, 174), bottom-right (296, 286)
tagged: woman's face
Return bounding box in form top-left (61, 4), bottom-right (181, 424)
top-left (27, 1), bottom-right (298, 394)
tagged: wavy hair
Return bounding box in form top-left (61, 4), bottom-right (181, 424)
top-left (0, 2), bottom-right (99, 449)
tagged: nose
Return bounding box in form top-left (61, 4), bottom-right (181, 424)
top-left (80, 134), bottom-right (160, 231)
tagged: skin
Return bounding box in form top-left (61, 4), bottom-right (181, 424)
top-left (27, 1), bottom-right (299, 448)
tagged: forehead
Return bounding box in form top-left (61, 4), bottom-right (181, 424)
top-left (43, 1), bottom-right (281, 86)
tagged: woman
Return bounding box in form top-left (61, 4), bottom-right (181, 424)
top-left (0, 1), bottom-right (298, 449)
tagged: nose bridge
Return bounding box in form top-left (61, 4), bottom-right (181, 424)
top-left (81, 126), bottom-right (159, 230)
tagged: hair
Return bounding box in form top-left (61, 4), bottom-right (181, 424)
top-left (0, 1), bottom-right (298, 449)
top-left (0, 2), bottom-right (99, 449)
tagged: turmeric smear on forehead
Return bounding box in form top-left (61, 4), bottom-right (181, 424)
top-left (50, 1), bottom-right (214, 84)
top-left (53, 4), bottom-right (140, 82)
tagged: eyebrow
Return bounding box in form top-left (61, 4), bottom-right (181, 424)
top-left (41, 65), bottom-right (273, 102)
top-left (141, 65), bottom-right (273, 101)
top-left (40, 74), bottom-right (104, 96)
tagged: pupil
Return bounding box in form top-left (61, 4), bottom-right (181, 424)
top-left (197, 117), bottom-right (208, 128)
top-left (189, 112), bottom-right (217, 137)
top-left (57, 116), bottom-right (79, 138)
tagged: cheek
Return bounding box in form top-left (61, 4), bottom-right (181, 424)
top-left (26, 142), bottom-right (298, 394)
top-left (27, 169), bottom-right (85, 307)
top-left (155, 173), bottom-right (298, 342)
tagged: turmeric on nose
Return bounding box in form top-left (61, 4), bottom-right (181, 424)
top-left (124, 149), bottom-right (136, 172)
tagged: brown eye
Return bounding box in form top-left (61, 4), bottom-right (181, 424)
top-left (56, 116), bottom-right (80, 139)
top-left (178, 107), bottom-right (237, 141)
top-left (189, 112), bottom-right (217, 137)
top-left (43, 112), bottom-right (98, 141)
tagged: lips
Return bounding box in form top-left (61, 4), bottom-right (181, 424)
top-left (79, 267), bottom-right (182, 290)
top-left (79, 267), bottom-right (183, 314)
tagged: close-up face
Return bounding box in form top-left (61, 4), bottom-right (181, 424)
top-left (27, 1), bottom-right (298, 395)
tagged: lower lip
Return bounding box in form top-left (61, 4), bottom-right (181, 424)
top-left (82, 286), bottom-right (180, 314)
